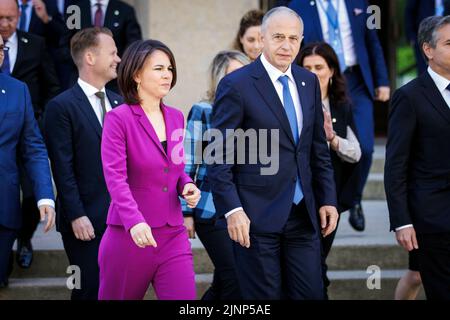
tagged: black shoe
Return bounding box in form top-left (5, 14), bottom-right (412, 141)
top-left (349, 203), bottom-right (365, 231)
top-left (0, 279), bottom-right (8, 289)
top-left (16, 239), bottom-right (33, 269)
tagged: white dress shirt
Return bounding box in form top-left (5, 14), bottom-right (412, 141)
top-left (395, 66), bottom-right (450, 232)
top-left (77, 78), bottom-right (112, 125)
top-left (90, 0), bottom-right (110, 26)
top-left (4, 32), bottom-right (18, 74)
top-left (316, 0), bottom-right (357, 67)
top-left (225, 55), bottom-right (304, 218)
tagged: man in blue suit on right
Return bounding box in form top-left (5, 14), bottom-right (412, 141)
top-left (287, 0), bottom-right (390, 231)
top-left (208, 7), bottom-right (338, 299)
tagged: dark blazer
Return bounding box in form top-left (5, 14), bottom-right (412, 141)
top-left (288, 0), bottom-right (389, 97)
top-left (43, 83), bottom-right (123, 234)
top-left (27, 0), bottom-right (65, 49)
top-left (0, 73), bottom-right (54, 230)
top-left (329, 100), bottom-right (360, 213)
top-left (11, 30), bottom-right (60, 122)
top-left (208, 58), bottom-right (337, 234)
top-left (405, 0), bottom-right (436, 44)
top-left (385, 71), bottom-right (450, 234)
top-left (60, 0), bottom-right (142, 89)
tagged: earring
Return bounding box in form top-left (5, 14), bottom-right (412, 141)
top-left (329, 78), bottom-right (333, 86)
top-left (137, 82), bottom-right (140, 91)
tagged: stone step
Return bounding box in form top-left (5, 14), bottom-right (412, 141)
top-left (370, 157), bottom-right (385, 174)
top-left (10, 244), bottom-right (407, 279)
top-left (362, 173), bottom-right (385, 200)
top-left (0, 270), bottom-right (425, 300)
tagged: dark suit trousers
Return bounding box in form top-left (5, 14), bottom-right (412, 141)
top-left (18, 161), bottom-right (41, 242)
top-left (417, 232), bottom-right (450, 300)
top-left (0, 225), bottom-right (17, 283)
top-left (195, 222), bottom-right (241, 300)
top-left (61, 231), bottom-right (102, 300)
top-left (233, 201), bottom-right (324, 300)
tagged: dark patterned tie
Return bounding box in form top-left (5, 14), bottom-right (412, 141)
top-left (95, 91), bottom-right (107, 124)
top-left (94, 1), bottom-right (103, 27)
top-left (1, 40), bottom-right (10, 75)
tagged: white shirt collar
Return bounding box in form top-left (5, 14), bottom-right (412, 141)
top-left (77, 78), bottom-right (106, 97)
top-left (260, 53), bottom-right (295, 85)
top-left (90, 0), bottom-right (110, 8)
top-left (428, 66), bottom-right (450, 93)
top-left (5, 32), bottom-right (17, 45)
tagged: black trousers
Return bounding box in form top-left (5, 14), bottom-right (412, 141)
top-left (195, 222), bottom-right (241, 300)
top-left (0, 225), bottom-right (17, 283)
top-left (233, 201), bottom-right (323, 300)
top-left (61, 232), bottom-right (102, 300)
top-left (417, 232), bottom-right (450, 300)
top-left (320, 214), bottom-right (341, 299)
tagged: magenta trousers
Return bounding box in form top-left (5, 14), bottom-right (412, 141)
top-left (98, 224), bottom-right (196, 300)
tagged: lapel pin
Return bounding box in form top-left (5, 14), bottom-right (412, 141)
top-left (332, 118), bottom-right (337, 123)
top-left (114, 22), bottom-right (119, 27)
top-left (310, 1), bottom-right (315, 6)
top-left (301, 81), bottom-right (306, 87)
top-left (114, 100), bottom-right (118, 105)
top-left (21, 37), bottom-right (28, 43)
top-left (1, 89), bottom-right (5, 94)
top-left (114, 10), bottom-right (119, 16)
top-left (354, 8), bottom-right (363, 16)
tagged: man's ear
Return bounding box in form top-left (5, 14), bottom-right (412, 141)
top-left (422, 42), bottom-right (433, 61)
top-left (85, 50), bottom-right (96, 66)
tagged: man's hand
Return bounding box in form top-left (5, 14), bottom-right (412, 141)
top-left (33, 0), bottom-right (51, 24)
top-left (39, 204), bottom-right (55, 233)
top-left (395, 226), bottom-right (419, 251)
top-left (71, 216), bottom-right (96, 241)
top-left (374, 86), bottom-right (390, 102)
top-left (182, 183), bottom-right (201, 208)
top-left (183, 216), bottom-right (195, 239)
top-left (130, 222), bottom-right (157, 248)
top-left (226, 210), bottom-right (251, 248)
top-left (319, 205), bottom-right (338, 237)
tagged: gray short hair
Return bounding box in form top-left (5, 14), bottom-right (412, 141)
top-left (261, 6), bottom-right (303, 35)
top-left (418, 15), bottom-right (450, 60)
top-left (206, 50), bottom-right (250, 103)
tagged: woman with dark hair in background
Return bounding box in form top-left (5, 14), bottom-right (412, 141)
top-left (182, 50), bottom-right (250, 300)
top-left (98, 39), bottom-right (201, 300)
top-left (233, 9), bottom-right (264, 61)
top-left (298, 42), bottom-right (361, 298)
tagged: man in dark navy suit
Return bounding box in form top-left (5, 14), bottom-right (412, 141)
top-left (287, 0), bottom-right (390, 231)
top-left (208, 7), bottom-right (338, 300)
top-left (44, 27), bottom-right (122, 300)
top-left (385, 16), bottom-right (450, 300)
top-left (0, 36), bottom-right (55, 288)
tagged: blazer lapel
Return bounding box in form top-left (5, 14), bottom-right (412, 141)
top-left (252, 59), bottom-right (296, 145)
top-left (131, 105), bottom-right (167, 158)
top-left (161, 104), bottom-right (174, 159)
top-left (421, 72), bottom-right (450, 125)
top-left (72, 84), bottom-right (102, 138)
top-left (0, 76), bottom-right (8, 128)
top-left (292, 67), bottom-right (312, 150)
top-left (106, 92), bottom-right (121, 109)
top-left (104, 0), bottom-right (119, 30)
top-left (12, 32), bottom-right (28, 76)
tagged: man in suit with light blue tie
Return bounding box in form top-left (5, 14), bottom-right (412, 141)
top-left (0, 36), bottom-right (55, 288)
top-left (208, 7), bottom-right (338, 299)
top-left (287, 0), bottom-right (390, 231)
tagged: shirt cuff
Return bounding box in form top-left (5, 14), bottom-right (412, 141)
top-left (395, 224), bottom-right (413, 231)
top-left (224, 207), bottom-right (244, 218)
top-left (37, 199), bottom-right (55, 209)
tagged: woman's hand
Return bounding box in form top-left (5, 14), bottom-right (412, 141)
top-left (183, 216), bottom-right (196, 239)
top-left (130, 222), bottom-right (157, 248)
top-left (182, 183), bottom-right (201, 208)
top-left (323, 110), bottom-right (335, 141)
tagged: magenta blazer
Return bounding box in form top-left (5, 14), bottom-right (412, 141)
top-left (101, 103), bottom-right (193, 232)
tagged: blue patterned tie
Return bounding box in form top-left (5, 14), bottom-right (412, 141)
top-left (19, 2), bottom-right (29, 31)
top-left (1, 40), bottom-right (10, 75)
top-left (278, 75), bottom-right (304, 204)
top-left (325, 0), bottom-right (346, 71)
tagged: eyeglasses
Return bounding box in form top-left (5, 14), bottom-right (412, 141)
top-left (0, 45), bottom-right (9, 52)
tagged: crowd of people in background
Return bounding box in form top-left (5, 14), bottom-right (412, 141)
top-left (0, 0), bottom-right (449, 301)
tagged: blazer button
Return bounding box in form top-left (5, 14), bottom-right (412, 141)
top-left (163, 187), bottom-right (168, 192)
top-left (164, 168), bottom-right (169, 173)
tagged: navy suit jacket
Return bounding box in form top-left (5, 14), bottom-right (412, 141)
top-left (405, 0), bottom-right (436, 44)
top-left (27, 0), bottom-right (65, 49)
top-left (0, 73), bottom-right (54, 230)
top-left (288, 0), bottom-right (389, 97)
top-left (385, 71), bottom-right (450, 234)
top-left (43, 84), bottom-right (123, 234)
top-left (208, 58), bottom-right (337, 233)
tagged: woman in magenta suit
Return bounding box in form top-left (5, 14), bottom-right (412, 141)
top-left (98, 39), bottom-right (201, 300)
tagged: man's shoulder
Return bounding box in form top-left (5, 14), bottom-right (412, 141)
top-left (0, 73), bottom-right (26, 91)
top-left (16, 30), bottom-right (45, 46)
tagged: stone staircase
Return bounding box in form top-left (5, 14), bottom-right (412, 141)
top-left (0, 144), bottom-right (425, 300)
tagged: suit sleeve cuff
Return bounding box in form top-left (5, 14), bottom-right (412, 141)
top-left (395, 224), bottom-right (413, 231)
top-left (224, 207), bottom-right (243, 218)
top-left (37, 199), bottom-right (55, 209)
